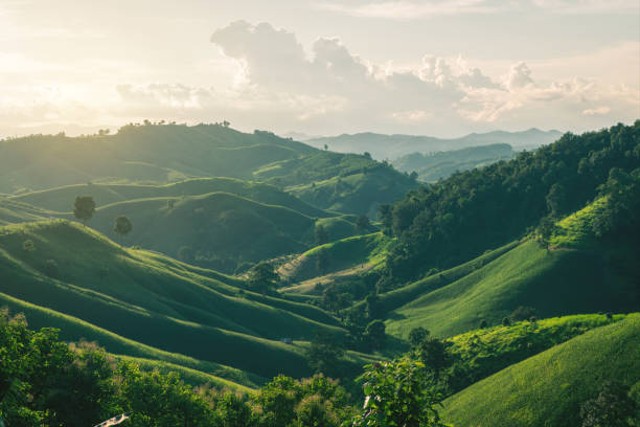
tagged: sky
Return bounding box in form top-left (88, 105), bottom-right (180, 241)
top-left (1, 0), bottom-right (639, 138)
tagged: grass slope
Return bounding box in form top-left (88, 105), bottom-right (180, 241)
top-left (87, 191), bottom-right (318, 271)
top-left (0, 197), bottom-right (52, 225)
top-left (385, 237), bottom-right (640, 338)
top-left (442, 313), bottom-right (640, 427)
top-left (280, 232), bottom-right (388, 285)
top-left (254, 151), bottom-right (417, 216)
top-left (0, 124), bottom-right (314, 194)
top-left (392, 143), bottom-right (515, 182)
top-left (13, 177), bottom-right (329, 218)
top-left (445, 313), bottom-right (626, 394)
top-left (0, 291), bottom-right (260, 390)
top-left (0, 220), bottom-right (345, 378)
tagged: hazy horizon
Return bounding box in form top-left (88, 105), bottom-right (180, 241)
top-left (1, 0), bottom-right (638, 138)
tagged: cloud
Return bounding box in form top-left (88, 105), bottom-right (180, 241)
top-left (315, 0), bottom-right (500, 20)
top-left (531, 0), bottom-right (639, 13)
top-left (505, 62), bottom-right (535, 90)
top-left (582, 106), bottom-right (611, 116)
top-left (314, 0), bottom-right (638, 19)
top-left (207, 21), bottom-right (640, 134)
top-left (4, 20), bottom-right (635, 138)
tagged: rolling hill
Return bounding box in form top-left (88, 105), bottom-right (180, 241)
top-left (384, 192), bottom-right (640, 338)
top-left (0, 220), bottom-right (347, 379)
top-left (392, 143), bottom-right (515, 182)
top-left (90, 191), bottom-right (318, 272)
top-left (443, 313), bottom-right (640, 427)
top-left (10, 178), bottom-right (364, 272)
top-left (306, 128), bottom-right (561, 160)
top-left (279, 232), bottom-right (388, 286)
top-left (1, 123), bottom-right (417, 216)
top-left (12, 177), bottom-right (329, 218)
top-left (0, 197), bottom-right (51, 225)
top-left (254, 150), bottom-right (418, 215)
top-left (385, 237), bottom-right (640, 339)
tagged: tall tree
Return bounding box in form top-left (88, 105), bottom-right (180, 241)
top-left (73, 196), bottom-right (96, 224)
top-left (113, 216), bottom-right (133, 238)
top-left (247, 262), bottom-right (279, 294)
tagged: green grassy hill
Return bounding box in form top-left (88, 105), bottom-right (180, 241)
top-left (279, 232), bottom-right (388, 285)
top-left (87, 191), bottom-right (319, 272)
top-left (0, 291), bottom-right (260, 390)
top-left (305, 129), bottom-right (560, 160)
top-left (443, 313), bottom-right (626, 394)
top-left (0, 220), bottom-right (346, 379)
top-left (0, 124), bottom-right (314, 194)
top-left (392, 143), bottom-right (515, 182)
top-left (254, 151), bottom-right (417, 215)
top-left (442, 313), bottom-right (640, 427)
top-left (1, 124), bottom-right (416, 217)
top-left (0, 197), bottom-right (52, 225)
top-left (13, 177), bottom-right (329, 218)
top-left (385, 237), bottom-right (640, 339)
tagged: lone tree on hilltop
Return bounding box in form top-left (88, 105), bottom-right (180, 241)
top-left (114, 216), bottom-right (133, 239)
top-left (73, 196), bottom-right (96, 224)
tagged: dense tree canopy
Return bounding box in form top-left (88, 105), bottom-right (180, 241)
top-left (381, 122), bottom-right (640, 284)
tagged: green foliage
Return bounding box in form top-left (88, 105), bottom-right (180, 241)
top-left (73, 195), bottom-right (95, 223)
top-left (113, 215), bottom-right (132, 237)
top-left (443, 314), bottom-right (640, 427)
top-left (408, 327), bottom-right (430, 349)
top-left (252, 374), bottom-right (354, 427)
top-left (364, 320), bottom-right (386, 351)
top-left (392, 143), bottom-right (515, 183)
top-left (0, 310), bottom-right (118, 426)
top-left (385, 235), bottom-right (640, 339)
top-left (443, 314), bottom-right (622, 395)
top-left (0, 310), bottom-right (361, 427)
top-left (247, 262), bottom-right (280, 294)
top-left (305, 334), bottom-right (346, 378)
top-left (354, 355), bottom-right (446, 427)
top-left (580, 381), bottom-right (638, 427)
top-left (383, 122), bottom-right (640, 283)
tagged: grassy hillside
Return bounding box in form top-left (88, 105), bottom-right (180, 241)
top-left (280, 233), bottom-right (388, 284)
top-left (0, 197), bottom-right (52, 225)
top-left (0, 124), bottom-right (314, 194)
top-left (392, 143), bottom-right (515, 182)
top-left (1, 124), bottom-right (416, 217)
top-left (444, 313), bottom-right (625, 394)
top-left (385, 237), bottom-right (640, 339)
top-left (443, 313), bottom-right (640, 427)
top-left (13, 177), bottom-right (329, 218)
top-left (382, 122), bottom-right (640, 283)
top-left (0, 291), bottom-right (260, 389)
top-left (255, 151), bottom-right (417, 215)
top-left (305, 129), bottom-right (560, 160)
top-left (0, 220), bottom-right (346, 378)
top-left (87, 191), bottom-right (318, 272)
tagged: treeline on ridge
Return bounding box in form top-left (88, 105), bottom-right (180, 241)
top-left (379, 121), bottom-right (640, 284)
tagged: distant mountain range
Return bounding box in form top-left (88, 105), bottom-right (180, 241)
top-left (303, 129), bottom-right (563, 160)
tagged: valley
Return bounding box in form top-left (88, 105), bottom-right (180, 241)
top-left (0, 121), bottom-right (639, 425)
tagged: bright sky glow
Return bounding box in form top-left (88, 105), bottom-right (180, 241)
top-left (1, 0), bottom-right (638, 137)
